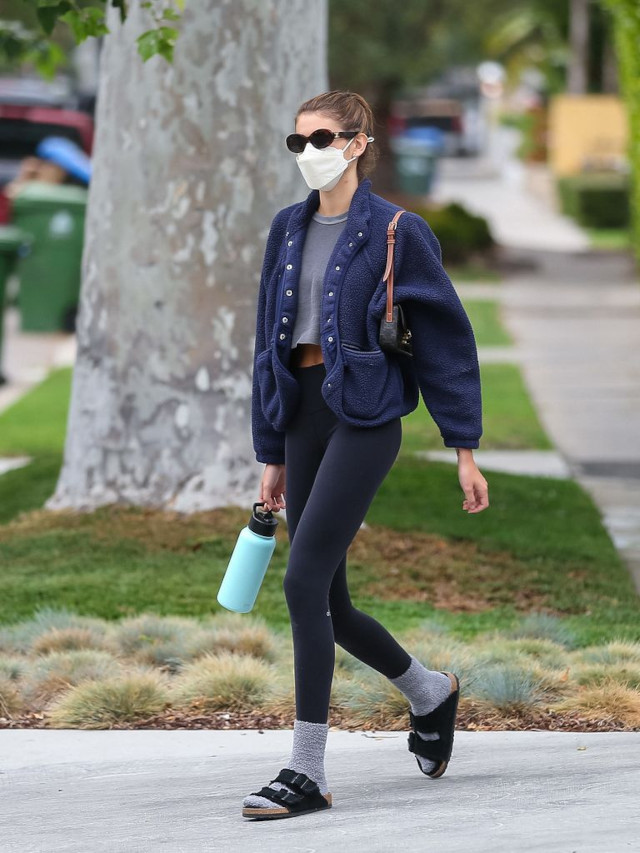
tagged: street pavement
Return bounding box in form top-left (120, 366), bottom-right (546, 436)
top-left (1, 729), bottom-right (639, 852)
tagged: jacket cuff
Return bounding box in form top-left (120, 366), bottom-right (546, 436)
top-left (256, 450), bottom-right (286, 465)
top-left (443, 437), bottom-right (480, 449)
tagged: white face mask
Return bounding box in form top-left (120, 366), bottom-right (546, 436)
top-left (296, 135), bottom-right (374, 191)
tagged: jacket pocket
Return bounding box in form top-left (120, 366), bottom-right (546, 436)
top-left (340, 343), bottom-right (403, 422)
top-left (255, 346), bottom-right (300, 431)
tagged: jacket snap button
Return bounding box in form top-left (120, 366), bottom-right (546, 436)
top-left (286, 263), bottom-right (293, 270)
top-left (335, 265), bottom-right (340, 271)
top-left (287, 240), bottom-right (293, 246)
top-left (286, 289), bottom-right (293, 296)
top-left (348, 242), bottom-right (353, 247)
top-left (279, 333), bottom-right (286, 340)
top-left (328, 336), bottom-right (334, 342)
top-left (357, 231), bottom-right (363, 237)
top-left (326, 318), bottom-right (331, 323)
top-left (328, 291), bottom-right (333, 296)
top-left (282, 317), bottom-right (288, 323)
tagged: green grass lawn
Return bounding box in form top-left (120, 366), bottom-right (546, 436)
top-left (463, 300), bottom-right (513, 347)
top-left (449, 265), bottom-right (503, 282)
top-left (1, 361), bottom-right (638, 648)
top-left (587, 228), bottom-right (631, 251)
top-left (400, 363), bottom-right (553, 455)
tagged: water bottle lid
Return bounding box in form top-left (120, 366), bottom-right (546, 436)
top-left (248, 502), bottom-right (279, 537)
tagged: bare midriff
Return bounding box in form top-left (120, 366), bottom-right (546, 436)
top-left (290, 343), bottom-right (324, 368)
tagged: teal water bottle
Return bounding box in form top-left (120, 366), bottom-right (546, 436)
top-left (217, 502), bottom-right (279, 613)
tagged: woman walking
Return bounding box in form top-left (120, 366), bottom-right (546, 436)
top-left (244, 90), bottom-right (489, 819)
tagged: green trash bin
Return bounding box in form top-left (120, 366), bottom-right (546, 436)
top-left (11, 181), bottom-right (88, 332)
top-left (390, 136), bottom-right (439, 196)
top-left (0, 225), bottom-right (32, 384)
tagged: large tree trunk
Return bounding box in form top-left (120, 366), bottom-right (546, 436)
top-left (568, 0), bottom-right (590, 94)
top-left (47, 0), bottom-right (327, 513)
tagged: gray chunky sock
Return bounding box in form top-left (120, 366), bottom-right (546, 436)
top-left (390, 655), bottom-right (453, 774)
top-left (243, 719), bottom-right (329, 809)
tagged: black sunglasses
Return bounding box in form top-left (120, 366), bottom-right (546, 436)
top-left (285, 128), bottom-right (360, 154)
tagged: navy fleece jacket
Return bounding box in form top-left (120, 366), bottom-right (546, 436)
top-left (251, 177), bottom-right (483, 465)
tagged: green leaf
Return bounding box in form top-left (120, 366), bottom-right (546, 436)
top-left (136, 25), bottom-right (177, 63)
top-left (35, 6), bottom-right (61, 35)
top-left (136, 29), bottom-right (161, 61)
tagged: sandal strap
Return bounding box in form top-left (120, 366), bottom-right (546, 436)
top-left (253, 786), bottom-right (304, 807)
top-left (407, 673), bottom-right (460, 764)
top-left (407, 730), bottom-right (448, 763)
top-left (274, 768), bottom-right (320, 797)
top-left (249, 768), bottom-right (328, 814)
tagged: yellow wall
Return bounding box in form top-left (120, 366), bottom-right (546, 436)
top-left (548, 95), bottom-right (628, 176)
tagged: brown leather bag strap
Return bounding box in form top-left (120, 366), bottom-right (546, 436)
top-left (382, 209), bottom-right (405, 322)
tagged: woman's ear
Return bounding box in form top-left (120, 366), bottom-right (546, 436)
top-left (355, 132), bottom-right (370, 156)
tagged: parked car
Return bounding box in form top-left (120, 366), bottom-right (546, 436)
top-left (390, 96), bottom-right (483, 158)
top-left (0, 78), bottom-right (94, 223)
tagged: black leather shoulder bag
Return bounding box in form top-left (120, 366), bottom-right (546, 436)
top-left (378, 209), bottom-right (413, 358)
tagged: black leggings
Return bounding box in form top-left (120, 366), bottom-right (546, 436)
top-left (283, 361), bottom-right (412, 723)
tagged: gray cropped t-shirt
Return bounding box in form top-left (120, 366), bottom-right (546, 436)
top-left (291, 209), bottom-right (348, 347)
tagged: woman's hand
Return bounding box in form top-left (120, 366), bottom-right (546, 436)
top-left (456, 449), bottom-right (489, 514)
top-left (260, 463), bottom-right (286, 512)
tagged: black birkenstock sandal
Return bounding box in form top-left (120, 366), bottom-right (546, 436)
top-left (242, 768), bottom-right (333, 820)
top-left (407, 671), bottom-right (460, 778)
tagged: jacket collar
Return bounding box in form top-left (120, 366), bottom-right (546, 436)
top-left (286, 177), bottom-right (373, 241)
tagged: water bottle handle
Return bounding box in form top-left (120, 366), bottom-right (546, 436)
top-left (253, 501), bottom-right (274, 519)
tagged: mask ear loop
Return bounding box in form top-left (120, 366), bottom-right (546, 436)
top-left (345, 134), bottom-right (375, 162)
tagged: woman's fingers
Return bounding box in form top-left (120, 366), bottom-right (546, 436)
top-left (461, 474), bottom-right (489, 513)
top-left (260, 468), bottom-right (286, 512)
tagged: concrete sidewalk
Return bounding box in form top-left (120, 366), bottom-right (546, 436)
top-left (1, 729), bottom-right (639, 852)
top-left (0, 305), bottom-right (75, 416)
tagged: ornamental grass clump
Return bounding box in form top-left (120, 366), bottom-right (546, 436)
top-left (0, 674), bottom-right (25, 718)
top-left (0, 654), bottom-right (28, 681)
top-left (0, 606), bottom-right (112, 655)
top-left (465, 663), bottom-right (560, 712)
top-left (47, 670), bottom-right (171, 728)
top-left (109, 613), bottom-right (203, 668)
top-left (570, 662), bottom-right (640, 690)
top-left (31, 626), bottom-right (113, 656)
top-left (474, 637), bottom-right (571, 673)
top-left (504, 612), bottom-right (578, 649)
top-left (337, 671), bottom-right (413, 729)
top-left (169, 650), bottom-right (275, 712)
top-left (190, 612), bottom-right (278, 663)
top-left (552, 681), bottom-right (640, 727)
top-left (403, 637), bottom-right (479, 692)
top-left (20, 649), bottom-right (124, 707)
top-left (572, 640), bottom-right (640, 666)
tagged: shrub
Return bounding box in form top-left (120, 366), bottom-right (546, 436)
top-left (412, 202), bottom-right (495, 265)
top-left (557, 172), bottom-right (630, 229)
